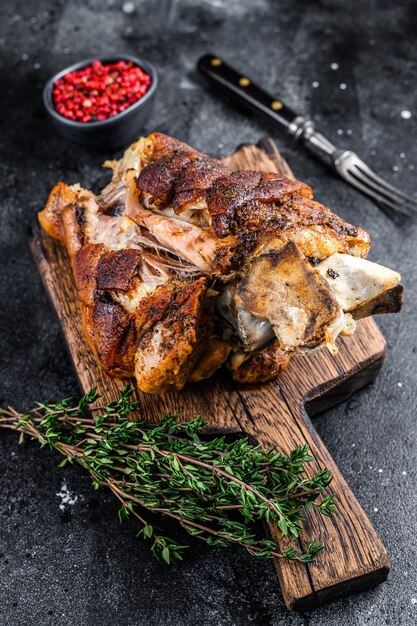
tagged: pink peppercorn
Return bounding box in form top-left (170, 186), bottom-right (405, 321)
top-left (52, 60), bottom-right (152, 123)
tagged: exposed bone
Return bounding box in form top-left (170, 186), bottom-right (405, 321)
top-left (216, 284), bottom-right (275, 351)
top-left (236, 242), bottom-right (341, 351)
top-left (317, 253), bottom-right (402, 319)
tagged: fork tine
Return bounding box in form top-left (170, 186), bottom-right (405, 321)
top-left (353, 161), bottom-right (417, 210)
top-left (341, 169), bottom-right (415, 217)
top-left (350, 168), bottom-right (416, 216)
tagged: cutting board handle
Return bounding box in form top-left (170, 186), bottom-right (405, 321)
top-left (235, 378), bottom-right (390, 610)
top-left (224, 139), bottom-right (390, 610)
top-left (30, 137), bottom-right (390, 612)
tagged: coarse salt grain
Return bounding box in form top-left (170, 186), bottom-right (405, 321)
top-left (122, 1), bottom-right (135, 13)
top-left (312, 81), bottom-right (319, 88)
top-left (340, 83), bottom-right (347, 90)
top-left (330, 63), bottom-right (339, 70)
top-left (56, 482), bottom-right (78, 512)
top-left (401, 110), bottom-right (412, 119)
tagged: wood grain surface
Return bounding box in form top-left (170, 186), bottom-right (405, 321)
top-left (30, 138), bottom-right (390, 611)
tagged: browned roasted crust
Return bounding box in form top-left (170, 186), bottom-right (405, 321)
top-left (229, 200), bottom-right (368, 269)
top-left (79, 303), bottom-right (97, 354)
top-left (135, 138), bottom-right (369, 273)
top-left (91, 298), bottom-right (136, 374)
top-left (133, 280), bottom-right (177, 339)
top-left (72, 245), bottom-right (139, 374)
top-left (97, 249), bottom-right (141, 291)
top-left (279, 196), bottom-right (370, 254)
top-left (136, 132), bottom-right (205, 208)
top-left (38, 182), bottom-right (78, 242)
top-left (229, 343), bottom-right (290, 384)
top-left (173, 158), bottom-right (229, 213)
top-left (74, 243), bottom-right (104, 306)
top-left (80, 298), bottom-right (138, 377)
top-left (137, 152), bottom-right (193, 207)
top-left (37, 132), bottom-right (387, 394)
top-left (61, 205), bottom-right (86, 261)
top-left (148, 132), bottom-right (205, 161)
top-left (134, 278), bottom-right (212, 393)
top-left (206, 171), bottom-right (313, 237)
top-left (204, 235), bottom-right (235, 278)
top-left (137, 134), bottom-right (225, 211)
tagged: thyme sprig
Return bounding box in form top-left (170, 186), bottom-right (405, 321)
top-left (0, 386), bottom-right (336, 565)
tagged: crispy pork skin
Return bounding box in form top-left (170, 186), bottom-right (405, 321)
top-left (221, 195), bottom-right (370, 268)
top-left (148, 132), bottom-right (205, 162)
top-left (38, 182), bottom-right (78, 242)
top-left (174, 158), bottom-right (228, 214)
top-left (134, 279), bottom-right (212, 393)
top-left (92, 297), bottom-right (135, 375)
top-left (137, 152), bottom-right (193, 208)
top-left (136, 132), bottom-right (207, 209)
top-left (229, 343), bottom-right (290, 384)
top-left (206, 171), bottom-right (313, 237)
top-left (38, 132), bottom-right (402, 393)
top-left (74, 244), bottom-right (104, 305)
top-left (97, 249), bottom-right (141, 292)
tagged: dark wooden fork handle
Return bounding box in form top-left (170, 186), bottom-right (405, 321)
top-left (197, 53), bottom-right (299, 130)
top-left (197, 54), bottom-right (338, 164)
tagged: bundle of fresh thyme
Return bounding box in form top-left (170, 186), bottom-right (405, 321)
top-left (0, 386), bottom-right (336, 564)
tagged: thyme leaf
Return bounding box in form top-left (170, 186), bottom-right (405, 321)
top-left (0, 385), bottom-right (336, 564)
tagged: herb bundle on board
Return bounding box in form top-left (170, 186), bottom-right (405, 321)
top-left (0, 386), bottom-right (336, 564)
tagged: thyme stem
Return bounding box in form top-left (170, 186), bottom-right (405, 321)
top-left (0, 385), bottom-right (336, 565)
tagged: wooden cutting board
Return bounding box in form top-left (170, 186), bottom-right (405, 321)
top-left (30, 138), bottom-right (390, 611)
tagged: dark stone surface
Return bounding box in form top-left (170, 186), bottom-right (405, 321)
top-left (0, 1), bottom-right (416, 624)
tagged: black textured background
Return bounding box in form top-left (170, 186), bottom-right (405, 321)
top-left (1, 1), bottom-right (416, 625)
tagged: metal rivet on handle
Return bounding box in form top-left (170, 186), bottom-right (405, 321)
top-left (211, 57), bottom-right (222, 66)
top-left (271, 100), bottom-right (283, 111)
top-left (239, 77), bottom-right (250, 87)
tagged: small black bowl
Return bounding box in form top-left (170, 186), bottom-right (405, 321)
top-left (43, 54), bottom-right (158, 151)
